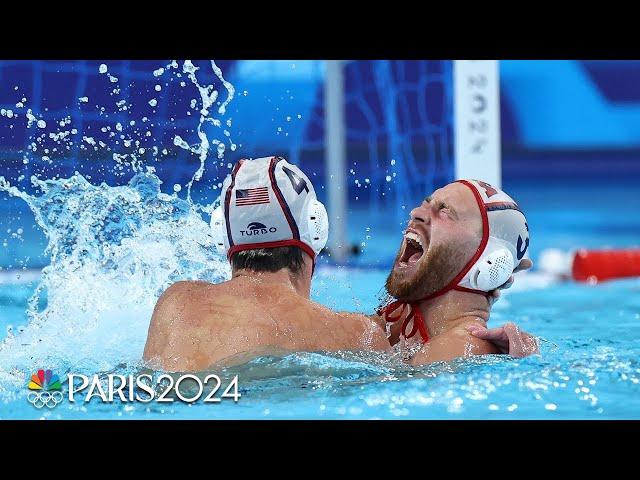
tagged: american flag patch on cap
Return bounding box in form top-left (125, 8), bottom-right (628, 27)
top-left (235, 187), bottom-right (270, 206)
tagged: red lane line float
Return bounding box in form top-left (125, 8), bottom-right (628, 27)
top-left (572, 248), bottom-right (640, 283)
top-left (540, 248), bottom-right (640, 283)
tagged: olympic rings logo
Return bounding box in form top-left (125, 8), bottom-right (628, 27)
top-left (27, 369), bottom-right (65, 409)
top-left (27, 390), bottom-right (64, 409)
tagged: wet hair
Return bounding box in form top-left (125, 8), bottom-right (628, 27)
top-left (230, 246), bottom-right (305, 275)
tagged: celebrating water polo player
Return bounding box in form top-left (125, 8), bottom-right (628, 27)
top-left (143, 157), bottom-right (538, 371)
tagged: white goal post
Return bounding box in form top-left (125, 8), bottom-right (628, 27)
top-left (453, 60), bottom-right (502, 188)
top-left (323, 60), bottom-right (502, 261)
top-left (324, 60), bottom-right (349, 262)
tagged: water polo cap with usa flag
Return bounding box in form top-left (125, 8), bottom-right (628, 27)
top-left (210, 156), bottom-right (329, 265)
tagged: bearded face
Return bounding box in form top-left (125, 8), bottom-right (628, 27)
top-left (385, 183), bottom-right (483, 302)
top-left (385, 241), bottom-right (470, 301)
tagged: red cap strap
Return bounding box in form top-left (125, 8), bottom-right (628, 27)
top-left (377, 301), bottom-right (430, 344)
top-left (377, 180), bottom-right (495, 344)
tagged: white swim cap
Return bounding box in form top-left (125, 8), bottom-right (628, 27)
top-left (210, 156), bottom-right (329, 264)
top-left (455, 179), bottom-right (530, 293)
top-left (419, 179), bottom-right (530, 300)
top-left (378, 179), bottom-right (530, 344)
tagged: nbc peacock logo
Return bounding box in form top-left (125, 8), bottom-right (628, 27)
top-left (27, 369), bottom-right (64, 409)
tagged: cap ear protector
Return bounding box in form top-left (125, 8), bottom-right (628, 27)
top-left (305, 198), bottom-right (329, 254)
top-left (465, 238), bottom-right (515, 291)
top-left (210, 156), bottom-right (329, 263)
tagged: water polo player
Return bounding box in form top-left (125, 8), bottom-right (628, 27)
top-left (379, 179), bottom-right (538, 362)
top-left (143, 157), bottom-right (537, 371)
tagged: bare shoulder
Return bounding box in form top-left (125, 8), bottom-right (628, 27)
top-left (154, 280), bottom-right (216, 315)
top-left (143, 280), bottom-right (220, 366)
top-left (146, 281), bottom-right (215, 341)
top-left (410, 318), bottom-right (500, 365)
top-left (158, 280), bottom-right (213, 302)
top-left (450, 320), bottom-right (500, 355)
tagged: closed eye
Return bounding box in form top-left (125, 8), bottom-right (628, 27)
top-left (437, 201), bottom-right (458, 219)
top-left (437, 201), bottom-right (450, 212)
top-left (423, 195), bottom-right (457, 219)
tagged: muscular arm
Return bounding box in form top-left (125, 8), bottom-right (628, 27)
top-left (332, 312), bottom-right (391, 351)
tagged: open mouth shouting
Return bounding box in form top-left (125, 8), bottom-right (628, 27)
top-left (396, 227), bottom-right (429, 272)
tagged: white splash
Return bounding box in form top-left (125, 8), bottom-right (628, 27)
top-left (0, 60), bottom-right (238, 388)
top-left (173, 60), bottom-right (236, 199)
top-left (0, 171), bottom-right (230, 379)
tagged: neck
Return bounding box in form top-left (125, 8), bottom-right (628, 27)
top-left (231, 268), bottom-right (311, 298)
top-left (415, 289), bottom-right (490, 337)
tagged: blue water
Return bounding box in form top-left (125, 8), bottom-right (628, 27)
top-left (1, 266), bottom-right (640, 419)
top-left (0, 172), bottom-right (639, 419)
top-left (1, 59), bottom-right (639, 419)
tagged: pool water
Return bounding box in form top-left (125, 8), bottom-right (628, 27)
top-left (1, 264), bottom-right (640, 419)
top-left (0, 59), bottom-right (639, 420)
top-left (1, 173), bottom-right (639, 419)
